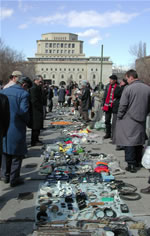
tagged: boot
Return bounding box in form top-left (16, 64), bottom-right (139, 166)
top-left (125, 164), bottom-right (137, 173)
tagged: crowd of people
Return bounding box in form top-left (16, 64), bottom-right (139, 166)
top-left (0, 69), bottom-right (150, 193)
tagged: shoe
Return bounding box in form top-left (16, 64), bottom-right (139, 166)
top-left (103, 134), bottom-right (111, 139)
top-left (116, 146), bottom-right (124, 151)
top-left (1, 177), bottom-right (9, 183)
top-left (140, 186), bottom-right (150, 194)
top-left (31, 141), bottom-right (43, 146)
top-left (125, 165), bottom-right (137, 173)
top-left (10, 178), bottom-right (24, 187)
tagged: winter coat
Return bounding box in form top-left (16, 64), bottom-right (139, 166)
top-left (0, 94), bottom-right (10, 155)
top-left (116, 80), bottom-right (150, 146)
top-left (102, 82), bottom-right (119, 108)
top-left (81, 87), bottom-right (92, 111)
top-left (1, 84), bottom-right (30, 155)
top-left (58, 88), bottom-right (66, 102)
top-left (29, 83), bottom-right (43, 130)
top-left (112, 85), bottom-right (127, 114)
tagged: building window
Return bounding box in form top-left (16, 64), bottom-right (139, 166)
top-left (60, 68), bottom-right (62, 71)
top-left (73, 68), bottom-right (75, 71)
top-left (49, 43), bottom-right (52, 47)
top-left (49, 50), bottom-right (52, 53)
top-left (68, 68), bottom-right (70, 71)
top-left (68, 50), bottom-right (70, 54)
top-left (61, 43), bottom-right (63, 48)
top-left (41, 68), bottom-right (44, 71)
top-left (77, 68), bottom-right (79, 71)
top-left (45, 50), bottom-right (48, 53)
top-left (72, 50), bottom-right (74, 54)
top-left (45, 43), bottom-right (48, 48)
top-left (57, 43), bottom-right (60, 48)
top-left (55, 68), bottom-right (57, 71)
top-left (52, 74), bottom-right (55, 79)
top-left (53, 43), bottom-right (56, 48)
top-left (61, 50), bottom-right (63, 53)
top-left (61, 74), bottom-right (64, 79)
top-left (46, 68), bottom-right (48, 71)
top-left (96, 68), bottom-right (98, 71)
top-left (91, 68), bottom-right (93, 71)
top-left (93, 74), bottom-right (96, 79)
top-left (79, 75), bottom-right (82, 79)
top-left (64, 43), bottom-right (67, 48)
top-left (68, 44), bottom-right (71, 48)
top-left (82, 68), bottom-right (84, 71)
top-left (64, 50), bottom-right (67, 53)
top-left (57, 50), bottom-right (59, 53)
top-left (44, 74), bottom-right (46, 78)
top-left (51, 68), bottom-right (53, 71)
top-left (64, 68), bottom-right (66, 71)
top-left (72, 44), bottom-right (75, 48)
top-left (53, 50), bottom-right (56, 53)
top-left (70, 74), bottom-right (73, 79)
top-left (53, 80), bottom-right (55, 84)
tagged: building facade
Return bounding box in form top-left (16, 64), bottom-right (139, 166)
top-left (28, 33), bottom-right (113, 87)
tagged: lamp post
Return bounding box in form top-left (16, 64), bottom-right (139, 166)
top-left (99, 44), bottom-right (103, 91)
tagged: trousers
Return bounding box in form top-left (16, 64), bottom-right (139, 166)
top-left (31, 129), bottom-right (40, 144)
top-left (1, 153), bottom-right (22, 183)
top-left (104, 108), bottom-right (112, 135)
top-left (125, 145), bottom-right (143, 165)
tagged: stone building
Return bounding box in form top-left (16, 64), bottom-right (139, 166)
top-left (28, 33), bottom-right (113, 87)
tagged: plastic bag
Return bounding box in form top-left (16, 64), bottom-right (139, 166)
top-left (142, 146), bottom-right (150, 169)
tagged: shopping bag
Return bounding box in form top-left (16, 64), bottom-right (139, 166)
top-left (142, 146), bottom-right (150, 169)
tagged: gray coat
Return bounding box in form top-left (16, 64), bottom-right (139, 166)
top-left (116, 80), bottom-right (150, 146)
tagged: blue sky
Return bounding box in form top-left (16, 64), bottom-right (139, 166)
top-left (1, 0), bottom-right (150, 68)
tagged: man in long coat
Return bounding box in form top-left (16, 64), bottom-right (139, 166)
top-left (29, 75), bottom-right (43, 146)
top-left (116, 69), bottom-right (150, 173)
top-left (80, 80), bottom-right (91, 122)
top-left (1, 77), bottom-right (32, 187)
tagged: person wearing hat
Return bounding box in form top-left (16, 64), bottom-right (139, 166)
top-left (3, 71), bottom-right (22, 89)
top-left (80, 80), bottom-right (92, 123)
top-left (0, 76), bottom-right (32, 187)
top-left (102, 74), bottom-right (119, 139)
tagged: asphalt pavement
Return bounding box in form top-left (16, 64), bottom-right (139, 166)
top-left (0, 109), bottom-right (150, 236)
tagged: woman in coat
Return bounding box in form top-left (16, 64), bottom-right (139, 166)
top-left (58, 86), bottom-right (66, 107)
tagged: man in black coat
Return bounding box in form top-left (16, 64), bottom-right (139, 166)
top-left (29, 75), bottom-right (43, 146)
top-left (0, 94), bottom-right (10, 167)
top-left (102, 74), bottom-right (119, 139)
top-left (80, 80), bottom-right (91, 122)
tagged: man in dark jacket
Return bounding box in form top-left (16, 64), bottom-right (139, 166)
top-left (0, 77), bottom-right (32, 187)
top-left (102, 75), bottom-right (119, 139)
top-left (48, 85), bottom-right (54, 112)
top-left (29, 75), bottom-right (43, 146)
top-left (80, 80), bottom-right (91, 122)
top-left (0, 94), bottom-right (10, 168)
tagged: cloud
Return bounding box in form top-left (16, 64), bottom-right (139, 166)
top-left (89, 37), bottom-right (102, 45)
top-left (67, 10), bottom-right (138, 28)
top-left (18, 23), bottom-right (28, 29)
top-left (0, 7), bottom-right (14, 20)
top-left (77, 29), bottom-right (100, 37)
top-left (77, 29), bottom-right (102, 45)
top-left (32, 13), bottom-right (66, 24)
top-left (32, 10), bottom-right (138, 28)
top-left (18, 0), bottom-right (33, 12)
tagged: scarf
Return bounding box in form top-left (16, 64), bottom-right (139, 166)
top-left (103, 83), bottom-right (117, 111)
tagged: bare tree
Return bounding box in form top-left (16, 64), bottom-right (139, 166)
top-left (0, 39), bottom-right (35, 85)
top-left (129, 41), bottom-right (150, 85)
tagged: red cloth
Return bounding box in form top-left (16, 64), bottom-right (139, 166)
top-left (103, 83), bottom-right (117, 111)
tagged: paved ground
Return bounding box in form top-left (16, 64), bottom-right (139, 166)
top-left (0, 110), bottom-right (150, 236)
